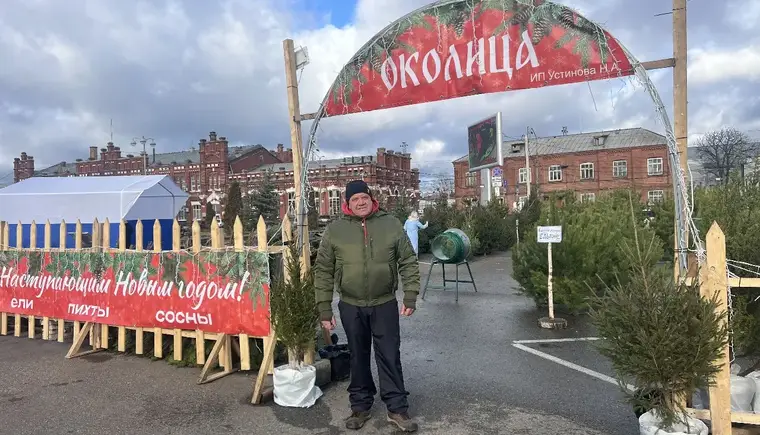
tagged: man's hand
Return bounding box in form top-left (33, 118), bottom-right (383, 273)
top-left (401, 304), bottom-right (415, 316)
top-left (321, 316), bottom-right (336, 331)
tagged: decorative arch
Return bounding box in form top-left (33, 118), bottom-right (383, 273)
top-left (303, 0), bottom-right (698, 269)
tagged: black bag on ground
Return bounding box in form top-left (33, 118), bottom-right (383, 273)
top-left (318, 344), bottom-right (350, 381)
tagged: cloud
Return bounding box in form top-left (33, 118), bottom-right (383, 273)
top-left (689, 45), bottom-right (760, 84)
top-left (0, 0), bottom-right (757, 183)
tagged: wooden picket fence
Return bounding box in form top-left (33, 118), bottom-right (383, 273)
top-left (0, 215), bottom-right (299, 404)
top-left (685, 222), bottom-right (760, 434)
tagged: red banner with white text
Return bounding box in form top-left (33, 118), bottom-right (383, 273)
top-left (0, 250), bottom-right (271, 337)
top-left (323, 0), bottom-right (633, 116)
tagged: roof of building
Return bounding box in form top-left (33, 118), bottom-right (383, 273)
top-left (34, 161), bottom-right (79, 177)
top-left (247, 155), bottom-right (377, 173)
top-left (150, 144), bottom-right (265, 165)
top-left (453, 127), bottom-right (667, 163)
top-left (30, 144), bottom-right (272, 176)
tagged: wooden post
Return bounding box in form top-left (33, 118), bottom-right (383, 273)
top-left (117, 220), bottom-right (127, 351)
top-left (282, 39), bottom-right (310, 271)
top-left (28, 221), bottom-right (37, 339)
top-left (57, 220), bottom-right (67, 342)
top-left (547, 242), bottom-right (554, 319)
top-left (153, 220), bottom-right (163, 359)
top-left (134, 220), bottom-right (144, 354)
top-left (234, 216), bottom-right (251, 371)
top-left (172, 219), bottom-right (183, 363)
top-left (257, 216), bottom-right (275, 375)
top-left (0, 222), bottom-right (8, 336)
top-left (191, 220), bottom-right (206, 365)
top-left (703, 222), bottom-right (731, 434)
top-left (284, 38), bottom-right (324, 355)
top-left (252, 215), bottom-right (276, 404)
top-left (101, 218), bottom-right (111, 348)
top-left (673, 0), bottom-right (689, 280)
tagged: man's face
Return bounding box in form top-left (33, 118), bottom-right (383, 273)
top-left (349, 192), bottom-right (372, 217)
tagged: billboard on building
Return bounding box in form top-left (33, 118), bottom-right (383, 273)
top-left (468, 112), bottom-right (502, 172)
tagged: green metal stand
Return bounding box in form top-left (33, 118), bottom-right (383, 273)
top-left (420, 259), bottom-right (477, 302)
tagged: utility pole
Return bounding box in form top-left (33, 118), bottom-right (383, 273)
top-left (525, 127), bottom-right (531, 198)
top-left (673, 0), bottom-right (689, 279)
top-left (283, 39), bottom-right (310, 272)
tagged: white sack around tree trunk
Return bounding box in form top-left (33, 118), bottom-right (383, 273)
top-left (273, 364), bottom-right (323, 408)
top-left (639, 410), bottom-right (708, 435)
top-left (731, 374), bottom-right (756, 412)
top-left (746, 371), bottom-right (760, 412)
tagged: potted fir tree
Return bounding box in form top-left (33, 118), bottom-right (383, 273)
top-left (589, 222), bottom-right (728, 434)
top-left (269, 242), bottom-right (323, 408)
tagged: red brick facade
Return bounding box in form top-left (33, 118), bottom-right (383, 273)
top-left (12, 152), bottom-right (35, 182)
top-left (453, 128), bottom-right (673, 208)
top-left (229, 147), bottom-right (420, 218)
top-left (12, 132), bottom-right (420, 222)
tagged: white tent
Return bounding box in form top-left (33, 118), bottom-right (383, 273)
top-left (0, 175), bottom-right (189, 223)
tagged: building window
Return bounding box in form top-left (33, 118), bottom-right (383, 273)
top-left (465, 172), bottom-right (476, 187)
top-left (190, 174), bottom-right (199, 191)
top-left (613, 160), bottom-right (628, 178)
top-left (287, 192), bottom-right (296, 217)
top-left (580, 163), bottom-right (594, 180)
top-left (329, 190), bottom-right (341, 216)
top-left (209, 174), bottom-right (220, 190)
top-left (177, 207), bottom-right (187, 221)
top-left (518, 167), bottom-right (530, 184)
top-left (647, 158), bottom-right (664, 176)
top-left (648, 190), bottom-right (664, 203)
top-left (548, 165), bottom-right (562, 182)
top-left (580, 192), bottom-right (596, 202)
top-left (192, 203), bottom-right (202, 220)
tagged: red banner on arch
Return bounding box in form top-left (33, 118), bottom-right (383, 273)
top-left (323, 1), bottom-right (633, 117)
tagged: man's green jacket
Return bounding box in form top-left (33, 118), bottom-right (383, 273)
top-left (314, 206), bottom-right (420, 321)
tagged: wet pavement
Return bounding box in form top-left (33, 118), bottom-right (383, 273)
top-left (0, 251), bottom-right (638, 434)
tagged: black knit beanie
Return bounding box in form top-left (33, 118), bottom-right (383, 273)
top-left (345, 179), bottom-right (371, 202)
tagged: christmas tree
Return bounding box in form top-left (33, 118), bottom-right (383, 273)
top-left (204, 202), bottom-right (215, 229)
top-left (249, 170), bottom-right (280, 225)
top-left (268, 242), bottom-right (319, 368)
top-left (589, 218), bottom-right (728, 430)
top-left (223, 181), bottom-right (243, 229)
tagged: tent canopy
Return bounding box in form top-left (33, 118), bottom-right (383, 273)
top-left (0, 175), bottom-right (189, 224)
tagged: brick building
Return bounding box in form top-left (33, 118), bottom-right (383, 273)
top-left (12, 131), bottom-right (420, 222)
top-left (453, 128), bottom-right (671, 208)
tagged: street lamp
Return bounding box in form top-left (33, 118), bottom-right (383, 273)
top-left (130, 136), bottom-right (156, 175)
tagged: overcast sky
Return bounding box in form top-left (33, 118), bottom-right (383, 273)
top-left (0, 0), bottom-right (758, 186)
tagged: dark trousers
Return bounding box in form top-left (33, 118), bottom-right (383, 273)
top-left (338, 299), bottom-right (409, 414)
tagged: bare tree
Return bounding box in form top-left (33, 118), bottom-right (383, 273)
top-left (695, 127), bottom-right (755, 183)
top-left (431, 175), bottom-right (454, 202)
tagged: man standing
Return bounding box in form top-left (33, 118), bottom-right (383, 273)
top-left (314, 180), bottom-right (420, 432)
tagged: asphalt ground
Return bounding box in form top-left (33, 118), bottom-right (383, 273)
top-left (0, 251), bottom-right (639, 434)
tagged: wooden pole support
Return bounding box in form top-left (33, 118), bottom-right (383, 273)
top-left (672, 0), bottom-right (689, 280)
top-left (702, 222), bottom-right (731, 434)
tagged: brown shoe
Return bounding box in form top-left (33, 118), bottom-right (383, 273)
top-left (345, 411), bottom-right (371, 430)
top-left (387, 412), bottom-right (418, 432)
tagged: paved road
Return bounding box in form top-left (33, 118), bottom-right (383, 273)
top-left (0, 251), bottom-right (638, 434)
